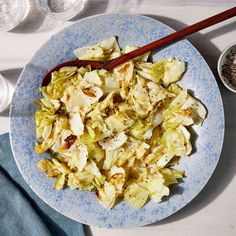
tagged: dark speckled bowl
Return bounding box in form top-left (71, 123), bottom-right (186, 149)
top-left (217, 42), bottom-right (236, 93)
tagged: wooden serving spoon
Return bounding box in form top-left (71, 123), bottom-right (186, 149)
top-left (42, 7), bottom-right (236, 87)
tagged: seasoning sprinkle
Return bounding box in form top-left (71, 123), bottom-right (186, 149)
top-left (222, 50), bottom-right (236, 87)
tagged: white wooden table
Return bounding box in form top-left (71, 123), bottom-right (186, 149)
top-left (0, 1), bottom-right (236, 235)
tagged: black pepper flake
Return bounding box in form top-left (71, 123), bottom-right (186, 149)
top-left (222, 50), bottom-right (236, 87)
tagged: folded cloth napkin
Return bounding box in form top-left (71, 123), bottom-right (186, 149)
top-left (0, 133), bottom-right (85, 236)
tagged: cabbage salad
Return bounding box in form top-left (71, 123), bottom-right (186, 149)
top-left (35, 36), bottom-right (207, 209)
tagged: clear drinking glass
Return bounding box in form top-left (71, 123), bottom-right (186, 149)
top-left (0, 74), bottom-right (14, 113)
top-left (0, 0), bottom-right (30, 32)
top-left (35, 0), bottom-right (85, 21)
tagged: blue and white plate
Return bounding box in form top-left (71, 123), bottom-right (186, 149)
top-left (10, 13), bottom-right (224, 228)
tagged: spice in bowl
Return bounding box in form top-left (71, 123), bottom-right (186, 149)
top-left (222, 50), bottom-right (236, 87)
top-left (218, 43), bottom-right (236, 93)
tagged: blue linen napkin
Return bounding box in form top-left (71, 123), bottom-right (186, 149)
top-left (0, 133), bottom-right (85, 236)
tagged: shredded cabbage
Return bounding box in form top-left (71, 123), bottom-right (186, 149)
top-left (35, 37), bottom-right (207, 209)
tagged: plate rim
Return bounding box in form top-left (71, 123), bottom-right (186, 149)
top-left (9, 12), bottom-right (225, 228)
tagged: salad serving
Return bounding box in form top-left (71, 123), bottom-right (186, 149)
top-left (35, 36), bottom-right (207, 209)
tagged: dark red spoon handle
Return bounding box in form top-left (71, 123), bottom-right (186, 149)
top-left (103, 7), bottom-right (236, 70)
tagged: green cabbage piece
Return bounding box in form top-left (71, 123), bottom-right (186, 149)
top-left (36, 98), bottom-right (60, 114)
top-left (147, 176), bottom-right (169, 203)
top-left (35, 115), bottom-right (69, 153)
top-left (42, 67), bottom-right (77, 99)
top-left (67, 171), bottom-right (94, 191)
top-left (129, 119), bottom-right (152, 140)
top-left (136, 58), bottom-right (185, 87)
top-left (130, 159), bottom-right (147, 181)
top-left (160, 125), bottom-right (192, 162)
top-left (105, 112), bottom-right (135, 134)
top-left (97, 181), bottom-right (117, 209)
top-left (38, 159), bottom-right (60, 177)
top-left (107, 166), bottom-right (125, 195)
top-left (35, 110), bottom-right (57, 139)
top-left (129, 81), bottom-right (153, 117)
top-left (85, 160), bottom-right (105, 188)
top-left (162, 58), bottom-right (185, 87)
top-left (103, 149), bottom-right (119, 170)
top-left (63, 144), bottom-right (88, 172)
top-left (159, 168), bottom-right (184, 186)
top-left (114, 61), bottom-right (135, 84)
top-left (124, 181), bottom-right (149, 208)
top-left (53, 174), bottom-right (66, 190)
top-left (73, 36), bottom-right (121, 61)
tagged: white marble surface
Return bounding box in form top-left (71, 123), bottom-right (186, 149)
top-left (0, 1), bottom-right (236, 235)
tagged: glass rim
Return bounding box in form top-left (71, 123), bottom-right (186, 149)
top-left (0, 0), bottom-right (30, 32)
top-left (0, 75), bottom-right (10, 111)
top-left (36, 0), bottom-right (85, 21)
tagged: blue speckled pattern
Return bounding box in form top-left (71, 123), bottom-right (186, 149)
top-left (10, 14), bottom-right (224, 228)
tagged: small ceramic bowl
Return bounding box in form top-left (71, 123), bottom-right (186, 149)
top-left (217, 42), bottom-right (236, 93)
